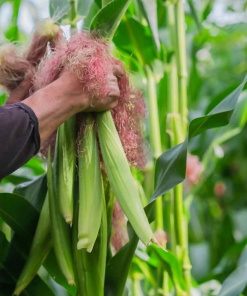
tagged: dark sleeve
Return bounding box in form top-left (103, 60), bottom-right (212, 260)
top-left (0, 102), bottom-right (40, 180)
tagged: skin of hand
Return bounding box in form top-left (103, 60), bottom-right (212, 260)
top-left (20, 65), bottom-right (124, 144)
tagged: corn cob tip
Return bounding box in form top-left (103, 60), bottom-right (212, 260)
top-left (65, 216), bottom-right (73, 226)
top-left (68, 279), bottom-right (75, 286)
top-left (151, 236), bottom-right (168, 252)
top-left (77, 238), bottom-right (93, 252)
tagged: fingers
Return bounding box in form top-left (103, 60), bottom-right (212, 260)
top-left (5, 75), bottom-right (33, 105)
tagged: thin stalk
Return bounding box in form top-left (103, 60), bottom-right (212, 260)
top-left (145, 65), bottom-right (163, 232)
top-left (166, 2), bottom-right (191, 295)
top-left (173, 1), bottom-right (192, 294)
top-left (175, 0), bottom-right (188, 136)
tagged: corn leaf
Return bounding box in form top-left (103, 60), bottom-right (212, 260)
top-left (136, 0), bottom-right (160, 51)
top-left (0, 192), bottom-right (76, 295)
top-left (0, 230), bottom-right (55, 296)
top-left (14, 174), bottom-right (47, 212)
top-left (90, 0), bottom-right (132, 41)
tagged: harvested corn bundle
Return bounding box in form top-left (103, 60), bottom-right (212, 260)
top-left (34, 31), bottom-right (154, 246)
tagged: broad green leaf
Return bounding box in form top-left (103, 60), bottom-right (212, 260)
top-left (0, 193), bottom-right (39, 239)
top-left (132, 257), bottom-right (157, 288)
top-left (0, 231), bottom-right (55, 296)
top-left (218, 264), bottom-right (247, 296)
top-left (113, 17), bottom-right (157, 66)
top-left (151, 75), bottom-right (247, 201)
top-left (83, 1), bottom-right (101, 29)
top-left (0, 192), bottom-right (76, 295)
top-left (5, 0), bottom-right (21, 41)
top-left (136, 0), bottom-right (160, 51)
top-left (90, 0), bottom-right (132, 40)
top-left (149, 245), bottom-right (185, 292)
top-left (0, 231), bottom-right (9, 265)
top-left (105, 234), bottom-right (139, 296)
top-left (14, 174), bottom-right (47, 212)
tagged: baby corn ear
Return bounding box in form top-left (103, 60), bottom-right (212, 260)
top-left (13, 195), bottom-right (52, 296)
top-left (47, 148), bottom-right (75, 286)
top-left (57, 116), bottom-right (76, 225)
top-left (97, 111), bottom-right (154, 246)
top-left (78, 115), bottom-right (103, 252)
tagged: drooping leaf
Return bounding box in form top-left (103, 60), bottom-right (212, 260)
top-left (218, 264), bottom-right (247, 296)
top-left (14, 174), bottom-right (47, 212)
top-left (136, 0), bottom-right (160, 51)
top-left (149, 245), bottom-right (185, 292)
top-left (113, 17), bottom-right (157, 66)
top-left (90, 0), bottom-right (132, 40)
top-left (187, 0), bottom-right (202, 33)
top-left (0, 192), bottom-right (76, 295)
top-left (0, 231), bottom-right (55, 296)
top-left (83, 1), bottom-right (101, 29)
top-left (0, 193), bottom-right (39, 239)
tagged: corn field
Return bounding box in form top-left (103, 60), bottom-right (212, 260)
top-left (1, 0), bottom-right (247, 295)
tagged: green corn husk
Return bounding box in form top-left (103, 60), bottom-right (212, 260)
top-left (57, 116), bottom-right (76, 225)
top-left (73, 186), bottom-right (107, 296)
top-left (47, 148), bottom-right (75, 285)
top-left (97, 111), bottom-right (154, 246)
top-left (78, 115), bottom-right (103, 252)
top-left (14, 195), bottom-right (52, 295)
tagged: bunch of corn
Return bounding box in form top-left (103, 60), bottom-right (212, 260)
top-left (14, 29), bottom-right (155, 295)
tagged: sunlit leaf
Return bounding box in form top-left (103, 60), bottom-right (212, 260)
top-left (136, 0), bottom-right (160, 51)
top-left (90, 0), bottom-right (132, 40)
top-left (0, 230), bottom-right (55, 296)
top-left (218, 264), bottom-right (247, 296)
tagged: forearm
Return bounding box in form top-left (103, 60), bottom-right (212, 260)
top-left (22, 78), bottom-right (88, 144)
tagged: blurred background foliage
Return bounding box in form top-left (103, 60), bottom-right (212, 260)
top-left (1, 0), bottom-right (247, 295)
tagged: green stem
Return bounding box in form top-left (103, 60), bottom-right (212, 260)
top-left (175, 0), bottom-right (188, 136)
top-left (69, 0), bottom-right (76, 28)
top-left (166, 2), bottom-right (192, 295)
top-left (145, 65), bottom-right (163, 231)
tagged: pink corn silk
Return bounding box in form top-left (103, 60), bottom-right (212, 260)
top-left (34, 32), bottom-right (146, 168)
top-left (111, 200), bottom-right (129, 254)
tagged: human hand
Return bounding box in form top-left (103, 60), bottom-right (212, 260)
top-left (5, 76), bottom-right (33, 105)
top-left (57, 64), bottom-right (124, 113)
